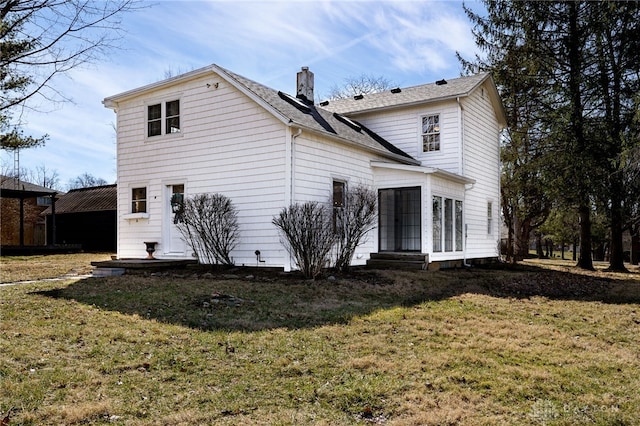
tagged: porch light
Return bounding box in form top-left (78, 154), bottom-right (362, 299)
top-left (170, 193), bottom-right (184, 213)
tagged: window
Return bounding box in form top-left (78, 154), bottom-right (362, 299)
top-left (455, 200), bottom-right (463, 251)
top-left (147, 99), bottom-right (180, 137)
top-left (147, 104), bottom-right (161, 136)
top-left (433, 196), bottom-right (463, 253)
top-left (422, 114), bottom-right (440, 152)
top-left (487, 201), bottom-right (493, 234)
top-left (333, 180), bottom-right (345, 230)
top-left (166, 100), bottom-right (180, 133)
top-left (132, 187), bottom-right (147, 213)
top-left (432, 196), bottom-right (442, 252)
top-left (444, 198), bottom-right (453, 252)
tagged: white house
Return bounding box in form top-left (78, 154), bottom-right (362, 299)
top-left (103, 64), bottom-right (506, 270)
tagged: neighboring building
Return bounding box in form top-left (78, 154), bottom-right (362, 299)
top-left (43, 184), bottom-right (117, 252)
top-left (103, 65), bottom-right (506, 270)
top-left (1, 175), bottom-right (58, 247)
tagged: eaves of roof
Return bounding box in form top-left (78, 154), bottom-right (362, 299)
top-left (370, 161), bottom-right (476, 185)
top-left (104, 64), bottom-right (418, 166)
top-left (42, 184), bottom-right (116, 215)
top-left (323, 72), bottom-right (507, 128)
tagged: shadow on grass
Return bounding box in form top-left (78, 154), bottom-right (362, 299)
top-left (35, 263), bottom-right (640, 332)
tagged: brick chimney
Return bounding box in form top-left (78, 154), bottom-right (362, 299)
top-left (296, 66), bottom-right (314, 104)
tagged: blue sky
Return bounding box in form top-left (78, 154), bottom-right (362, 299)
top-left (1, 0), bottom-right (485, 188)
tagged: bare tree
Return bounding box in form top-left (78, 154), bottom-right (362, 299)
top-left (67, 172), bottom-right (107, 190)
top-left (177, 193), bottom-right (240, 266)
top-left (1, 0), bottom-right (141, 150)
top-left (273, 201), bottom-right (335, 279)
top-left (325, 74), bottom-right (396, 100)
top-left (333, 184), bottom-right (377, 272)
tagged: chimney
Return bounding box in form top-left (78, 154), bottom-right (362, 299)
top-left (296, 66), bottom-right (314, 104)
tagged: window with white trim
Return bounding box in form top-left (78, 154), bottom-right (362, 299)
top-left (147, 99), bottom-right (180, 137)
top-left (333, 180), bottom-right (345, 231)
top-left (433, 195), bottom-right (463, 252)
top-left (422, 114), bottom-right (440, 152)
top-left (132, 187), bottom-right (147, 213)
top-left (487, 201), bottom-right (493, 234)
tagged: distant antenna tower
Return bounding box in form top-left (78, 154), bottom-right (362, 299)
top-left (13, 148), bottom-right (20, 188)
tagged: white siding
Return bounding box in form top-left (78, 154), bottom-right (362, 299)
top-left (353, 82), bottom-right (502, 263)
top-left (115, 73), bottom-right (289, 266)
top-left (353, 101), bottom-right (462, 174)
top-left (461, 82), bottom-right (501, 260)
top-left (293, 132), bottom-right (388, 265)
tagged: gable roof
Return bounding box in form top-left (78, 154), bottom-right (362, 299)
top-left (43, 184), bottom-right (116, 215)
top-left (0, 175), bottom-right (58, 198)
top-left (321, 72), bottom-right (507, 127)
top-left (104, 64), bottom-right (419, 165)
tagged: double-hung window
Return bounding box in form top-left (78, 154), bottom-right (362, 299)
top-left (132, 187), bottom-right (147, 213)
top-left (147, 99), bottom-right (180, 137)
top-left (422, 114), bottom-right (440, 152)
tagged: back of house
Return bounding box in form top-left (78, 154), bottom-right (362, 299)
top-left (103, 65), bottom-right (505, 270)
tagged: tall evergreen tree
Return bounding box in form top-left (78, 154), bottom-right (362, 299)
top-left (462, 0), bottom-right (640, 270)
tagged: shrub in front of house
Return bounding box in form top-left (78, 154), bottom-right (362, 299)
top-left (177, 193), bottom-right (239, 266)
top-left (333, 184), bottom-right (377, 272)
top-left (273, 201), bottom-right (335, 279)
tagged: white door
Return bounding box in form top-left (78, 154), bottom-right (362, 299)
top-left (164, 184), bottom-right (187, 256)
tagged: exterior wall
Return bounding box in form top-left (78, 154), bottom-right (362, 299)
top-left (373, 166), bottom-right (467, 260)
top-left (114, 73), bottom-right (289, 266)
top-left (293, 132), bottom-right (387, 265)
top-left (353, 83), bottom-right (502, 262)
top-left (460, 82), bottom-right (501, 260)
top-left (352, 101), bottom-right (462, 174)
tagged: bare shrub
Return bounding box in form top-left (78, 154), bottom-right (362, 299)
top-left (177, 193), bottom-right (239, 265)
top-left (334, 184), bottom-right (378, 272)
top-left (273, 201), bottom-right (335, 279)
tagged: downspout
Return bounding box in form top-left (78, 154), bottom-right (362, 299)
top-left (290, 127), bottom-right (302, 203)
top-left (458, 97), bottom-right (472, 267)
top-left (284, 127), bottom-right (302, 272)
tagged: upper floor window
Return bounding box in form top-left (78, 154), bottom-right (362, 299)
top-left (132, 187), bottom-right (147, 213)
top-left (147, 99), bottom-right (180, 137)
top-left (422, 114), bottom-right (440, 152)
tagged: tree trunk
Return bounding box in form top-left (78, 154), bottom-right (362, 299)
top-left (606, 189), bottom-right (627, 271)
top-left (577, 203), bottom-right (595, 270)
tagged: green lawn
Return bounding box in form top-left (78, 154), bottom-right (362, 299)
top-left (1, 257), bottom-right (639, 425)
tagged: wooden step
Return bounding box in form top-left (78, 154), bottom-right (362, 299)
top-left (366, 252), bottom-right (429, 270)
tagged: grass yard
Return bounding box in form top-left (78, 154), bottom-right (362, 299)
top-left (1, 256), bottom-right (639, 425)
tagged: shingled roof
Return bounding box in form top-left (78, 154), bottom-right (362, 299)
top-left (104, 64), bottom-right (419, 165)
top-left (320, 73), bottom-right (494, 115)
top-left (43, 184), bottom-right (116, 215)
top-left (215, 66), bottom-right (417, 164)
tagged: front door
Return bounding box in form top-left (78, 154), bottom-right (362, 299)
top-left (378, 187), bottom-right (421, 252)
top-left (164, 184), bottom-right (186, 256)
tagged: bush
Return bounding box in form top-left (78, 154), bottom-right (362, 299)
top-left (333, 184), bottom-right (377, 272)
top-left (177, 193), bottom-right (239, 265)
top-left (273, 201), bottom-right (335, 279)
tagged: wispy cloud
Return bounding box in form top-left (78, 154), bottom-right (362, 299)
top-left (6, 0), bottom-right (481, 186)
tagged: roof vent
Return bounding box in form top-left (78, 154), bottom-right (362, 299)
top-left (354, 94), bottom-right (364, 100)
top-left (390, 87), bottom-right (401, 93)
top-left (435, 79), bottom-right (447, 85)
